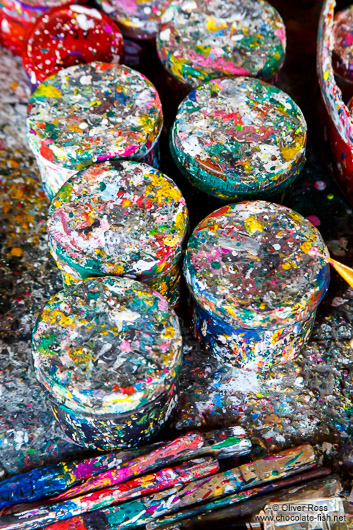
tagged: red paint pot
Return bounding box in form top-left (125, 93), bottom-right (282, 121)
top-left (23, 4), bottom-right (124, 86)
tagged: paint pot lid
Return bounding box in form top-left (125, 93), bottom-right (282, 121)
top-left (26, 62), bottom-right (163, 171)
top-left (171, 76), bottom-right (307, 200)
top-left (184, 200), bottom-right (330, 329)
top-left (96, 0), bottom-right (171, 40)
top-left (48, 160), bottom-right (189, 280)
top-left (23, 5), bottom-right (124, 86)
top-left (32, 277), bottom-right (182, 415)
top-left (333, 6), bottom-right (353, 81)
top-left (157, 0), bottom-right (286, 88)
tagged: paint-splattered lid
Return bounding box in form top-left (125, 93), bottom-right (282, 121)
top-left (26, 62), bottom-right (163, 171)
top-left (157, 0), bottom-right (286, 88)
top-left (32, 277), bottom-right (182, 415)
top-left (23, 5), bottom-right (124, 85)
top-left (48, 160), bottom-right (189, 280)
top-left (171, 77), bottom-right (307, 200)
top-left (96, 0), bottom-right (171, 40)
top-left (184, 201), bottom-right (330, 329)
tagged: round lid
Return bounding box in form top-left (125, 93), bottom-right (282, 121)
top-left (157, 0), bottom-right (286, 88)
top-left (32, 277), bottom-right (182, 415)
top-left (48, 160), bottom-right (189, 279)
top-left (184, 201), bottom-right (330, 329)
top-left (27, 62), bottom-right (163, 171)
top-left (333, 6), bottom-right (353, 81)
top-left (96, 0), bottom-right (171, 40)
top-left (23, 5), bottom-right (124, 85)
top-left (171, 77), bottom-right (307, 200)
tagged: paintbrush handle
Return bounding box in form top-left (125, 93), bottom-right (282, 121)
top-left (52, 432), bottom-right (205, 502)
top-left (41, 444), bottom-right (317, 530)
top-left (0, 447), bottom-right (150, 510)
top-left (0, 458), bottom-right (220, 530)
top-left (0, 427), bottom-right (251, 512)
top-left (145, 467), bottom-right (332, 529)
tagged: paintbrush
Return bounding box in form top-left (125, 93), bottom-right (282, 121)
top-left (146, 468), bottom-right (333, 529)
top-left (41, 444), bottom-right (317, 530)
top-left (0, 426), bottom-right (250, 510)
top-left (148, 470), bottom-right (338, 529)
top-left (308, 247), bottom-right (353, 288)
top-left (0, 458), bottom-right (220, 530)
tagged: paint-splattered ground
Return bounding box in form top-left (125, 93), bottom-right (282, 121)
top-left (1, 0), bottom-right (353, 479)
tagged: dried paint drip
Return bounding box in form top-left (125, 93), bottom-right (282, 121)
top-left (96, 0), bottom-right (171, 40)
top-left (23, 5), bottom-right (124, 86)
top-left (171, 77), bottom-right (307, 200)
top-left (157, 0), bottom-right (286, 88)
top-left (26, 61), bottom-right (163, 199)
top-left (48, 161), bottom-right (188, 307)
top-left (332, 5), bottom-right (353, 82)
top-left (184, 200), bottom-right (330, 372)
top-left (32, 276), bottom-right (182, 449)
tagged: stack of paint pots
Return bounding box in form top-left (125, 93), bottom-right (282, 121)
top-left (32, 276), bottom-right (183, 449)
top-left (47, 160), bottom-right (189, 307)
top-left (156, 0), bottom-right (286, 92)
top-left (22, 4), bottom-right (124, 87)
top-left (170, 76), bottom-right (307, 201)
top-left (26, 61), bottom-right (163, 200)
top-left (184, 200), bottom-right (330, 374)
top-left (0, 0), bottom-right (73, 56)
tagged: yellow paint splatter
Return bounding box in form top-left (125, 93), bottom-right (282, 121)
top-left (206, 16), bottom-right (228, 32)
top-left (244, 216), bottom-right (263, 234)
top-left (34, 84), bottom-right (62, 98)
top-left (11, 247), bottom-right (23, 257)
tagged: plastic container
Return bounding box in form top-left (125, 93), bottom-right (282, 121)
top-left (48, 160), bottom-right (189, 307)
top-left (156, 0), bottom-right (286, 88)
top-left (95, 0), bottom-right (171, 41)
top-left (26, 61), bottom-right (163, 200)
top-left (170, 76), bottom-right (307, 200)
top-left (184, 200), bottom-right (330, 373)
top-left (23, 5), bottom-right (124, 86)
top-left (32, 276), bottom-right (183, 449)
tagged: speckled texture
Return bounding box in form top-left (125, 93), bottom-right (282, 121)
top-left (32, 277), bottom-right (182, 448)
top-left (171, 77), bottom-right (307, 200)
top-left (157, 0), bottom-right (286, 88)
top-left (332, 5), bottom-right (353, 82)
top-left (27, 62), bottom-right (163, 199)
top-left (96, 0), bottom-right (171, 40)
top-left (48, 161), bottom-right (189, 306)
top-left (0, 49), bottom-right (84, 476)
top-left (184, 201), bottom-right (330, 369)
top-left (23, 5), bottom-right (124, 86)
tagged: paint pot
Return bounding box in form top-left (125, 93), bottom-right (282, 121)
top-left (156, 0), bottom-right (286, 89)
top-left (23, 5), bottom-right (124, 87)
top-left (26, 61), bottom-right (163, 200)
top-left (183, 200), bottom-right (330, 372)
top-left (47, 160), bottom-right (189, 307)
top-left (96, 0), bottom-right (171, 41)
top-left (32, 276), bottom-right (183, 450)
top-left (170, 76), bottom-right (307, 201)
